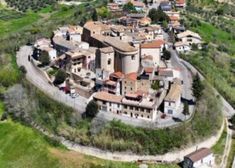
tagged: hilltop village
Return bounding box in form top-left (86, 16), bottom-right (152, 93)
top-left (32, 0), bottom-right (202, 123)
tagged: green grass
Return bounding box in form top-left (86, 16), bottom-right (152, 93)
top-left (0, 101), bottom-right (4, 117)
top-left (0, 54), bottom-right (21, 87)
top-left (227, 137), bottom-right (235, 168)
top-left (0, 121), bottom-right (61, 168)
top-left (0, 8), bottom-right (40, 36)
top-left (191, 22), bottom-right (235, 55)
top-left (212, 127), bottom-right (227, 164)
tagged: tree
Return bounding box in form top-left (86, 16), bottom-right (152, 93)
top-left (151, 80), bottom-right (160, 90)
top-left (148, 8), bottom-right (169, 23)
top-left (91, 9), bottom-right (98, 21)
top-left (123, 2), bottom-right (136, 13)
top-left (85, 100), bottom-right (99, 118)
top-left (39, 51), bottom-right (50, 66)
top-left (162, 49), bottom-right (171, 60)
top-left (53, 69), bottom-right (67, 85)
top-left (183, 102), bottom-right (189, 115)
top-left (192, 73), bottom-right (204, 99)
top-left (97, 7), bottom-right (111, 19)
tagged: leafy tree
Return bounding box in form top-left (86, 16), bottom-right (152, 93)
top-left (192, 73), bottom-right (204, 99)
top-left (53, 69), bottom-right (67, 85)
top-left (97, 7), bottom-right (110, 19)
top-left (151, 80), bottom-right (160, 90)
top-left (39, 51), bottom-right (50, 66)
top-left (91, 9), bottom-right (98, 21)
top-left (123, 2), bottom-right (136, 13)
top-left (148, 8), bottom-right (169, 23)
top-left (162, 49), bottom-right (171, 60)
top-left (85, 100), bottom-right (99, 118)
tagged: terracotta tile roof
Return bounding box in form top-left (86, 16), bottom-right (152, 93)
top-left (175, 41), bottom-right (190, 47)
top-left (142, 55), bottom-right (153, 60)
top-left (93, 91), bottom-right (122, 103)
top-left (158, 68), bottom-right (174, 77)
top-left (104, 36), bottom-right (138, 53)
top-left (185, 148), bottom-right (212, 162)
top-left (125, 72), bottom-right (138, 81)
top-left (169, 16), bottom-right (179, 21)
top-left (130, 0), bottom-right (145, 7)
top-left (110, 71), bottom-right (124, 79)
top-left (176, 0), bottom-right (185, 4)
top-left (139, 17), bottom-right (151, 26)
top-left (165, 79), bottom-right (182, 102)
top-left (141, 39), bottom-right (165, 49)
top-left (105, 80), bottom-right (116, 86)
top-left (177, 30), bottom-right (201, 39)
top-left (84, 21), bottom-right (110, 32)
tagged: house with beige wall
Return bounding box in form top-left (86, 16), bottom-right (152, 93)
top-left (141, 40), bottom-right (166, 67)
top-left (164, 78), bottom-right (182, 115)
top-left (177, 30), bottom-right (202, 46)
top-left (121, 72), bottom-right (151, 95)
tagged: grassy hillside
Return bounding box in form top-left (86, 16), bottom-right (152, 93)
top-left (183, 0), bottom-right (235, 107)
top-left (0, 120), bottom-right (179, 168)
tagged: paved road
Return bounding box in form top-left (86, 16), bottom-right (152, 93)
top-left (220, 120), bottom-right (233, 168)
top-left (180, 59), bottom-right (235, 118)
top-left (16, 46), bottom-right (87, 113)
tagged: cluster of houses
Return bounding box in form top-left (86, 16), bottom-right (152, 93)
top-left (32, 1), bottom-right (216, 168)
top-left (33, 0), bottom-right (202, 122)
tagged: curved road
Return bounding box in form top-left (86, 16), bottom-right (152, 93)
top-left (16, 46), bottom-right (87, 113)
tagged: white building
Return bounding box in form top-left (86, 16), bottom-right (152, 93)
top-left (34, 38), bottom-right (57, 61)
top-left (164, 78), bottom-right (182, 115)
top-left (93, 91), bottom-right (123, 114)
top-left (177, 30), bottom-right (202, 46)
top-left (175, 42), bottom-right (191, 53)
top-left (183, 148), bottom-right (215, 168)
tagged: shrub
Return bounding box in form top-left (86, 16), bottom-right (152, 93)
top-left (85, 100), bottom-right (98, 118)
top-left (53, 69), bottom-right (67, 85)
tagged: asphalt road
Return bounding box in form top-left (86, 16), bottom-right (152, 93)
top-left (16, 46), bottom-right (87, 113)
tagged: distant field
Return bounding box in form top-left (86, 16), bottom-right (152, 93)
top-left (0, 8), bottom-right (40, 36)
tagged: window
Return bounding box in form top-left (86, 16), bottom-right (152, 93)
top-left (131, 55), bottom-right (135, 60)
top-left (108, 58), bottom-right (111, 65)
top-left (168, 109), bottom-right (173, 114)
